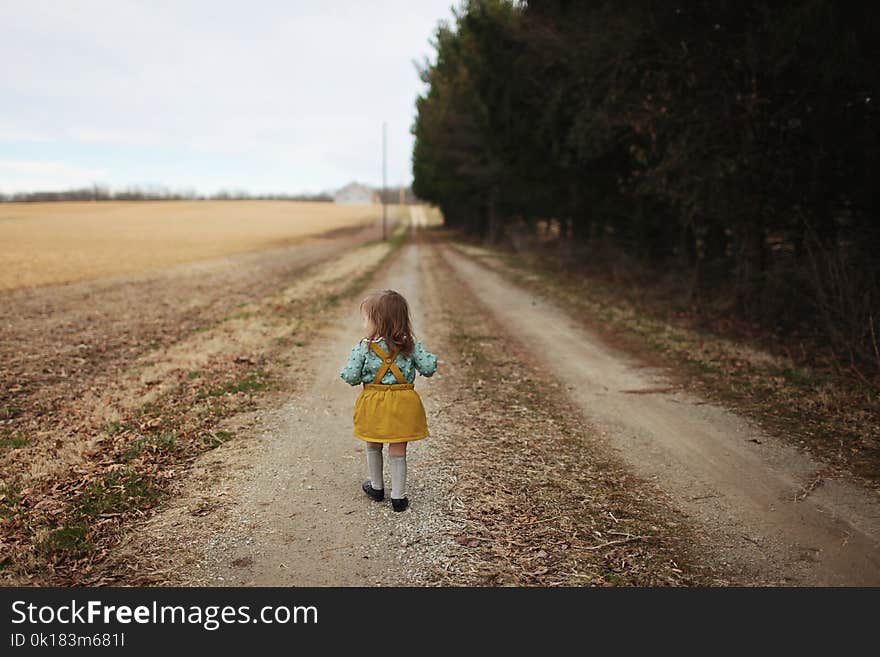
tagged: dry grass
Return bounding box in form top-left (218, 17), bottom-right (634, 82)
top-left (420, 231), bottom-right (718, 586)
top-left (0, 200), bottom-right (379, 290)
top-left (0, 225), bottom-right (405, 584)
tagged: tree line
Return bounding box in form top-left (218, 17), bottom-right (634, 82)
top-left (1, 185), bottom-right (419, 205)
top-left (0, 185), bottom-right (334, 203)
top-left (411, 0), bottom-right (880, 375)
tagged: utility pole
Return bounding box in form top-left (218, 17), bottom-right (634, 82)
top-left (382, 121), bottom-right (387, 241)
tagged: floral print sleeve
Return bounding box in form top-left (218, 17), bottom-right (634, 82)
top-left (412, 340), bottom-right (438, 377)
top-left (340, 340), bottom-right (367, 385)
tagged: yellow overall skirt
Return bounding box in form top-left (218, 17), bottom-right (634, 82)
top-left (352, 342), bottom-right (429, 444)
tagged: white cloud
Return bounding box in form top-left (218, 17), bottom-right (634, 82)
top-left (0, 121), bottom-right (51, 142)
top-left (0, 0), bottom-right (456, 193)
top-left (0, 160), bottom-right (110, 192)
top-left (66, 128), bottom-right (162, 147)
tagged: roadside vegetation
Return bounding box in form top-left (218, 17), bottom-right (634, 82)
top-left (445, 233), bottom-right (880, 486)
top-left (412, 1), bottom-right (879, 387)
top-left (0, 223), bottom-right (407, 584)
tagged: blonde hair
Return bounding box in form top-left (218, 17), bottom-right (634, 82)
top-left (360, 289), bottom-right (415, 356)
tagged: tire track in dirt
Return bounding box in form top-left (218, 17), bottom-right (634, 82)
top-left (114, 221), bottom-right (451, 585)
top-left (438, 242), bottom-right (880, 585)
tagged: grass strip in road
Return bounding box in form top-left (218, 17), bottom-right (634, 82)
top-left (426, 236), bottom-right (723, 586)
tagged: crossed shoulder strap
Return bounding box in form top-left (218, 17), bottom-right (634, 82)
top-left (369, 341), bottom-right (406, 384)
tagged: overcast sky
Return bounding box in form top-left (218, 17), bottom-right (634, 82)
top-left (0, 0), bottom-right (457, 195)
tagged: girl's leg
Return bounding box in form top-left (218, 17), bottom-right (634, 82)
top-left (388, 442), bottom-right (407, 500)
top-left (365, 441), bottom-right (384, 491)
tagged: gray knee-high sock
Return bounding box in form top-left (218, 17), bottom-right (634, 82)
top-left (366, 446), bottom-right (383, 490)
top-left (390, 454), bottom-right (407, 499)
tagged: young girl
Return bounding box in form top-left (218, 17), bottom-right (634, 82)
top-left (339, 289), bottom-right (438, 512)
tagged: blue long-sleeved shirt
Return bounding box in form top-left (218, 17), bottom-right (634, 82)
top-left (340, 337), bottom-right (438, 385)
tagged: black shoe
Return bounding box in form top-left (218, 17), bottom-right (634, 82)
top-left (391, 497), bottom-right (409, 512)
top-left (362, 480), bottom-right (384, 501)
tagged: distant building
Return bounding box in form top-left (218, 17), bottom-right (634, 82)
top-left (334, 182), bottom-right (374, 204)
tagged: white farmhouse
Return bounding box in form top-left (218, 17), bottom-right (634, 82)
top-left (334, 182), bottom-right (374, 204)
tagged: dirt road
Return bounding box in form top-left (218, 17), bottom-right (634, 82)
top-left (112, 212), bottom-right (454, 585)
top-left (439, 242), bottom-right (880, 586)
top-left (6, 207), bottom-right (879, 586)
top-left (105, 207), bottom-right (880, 587)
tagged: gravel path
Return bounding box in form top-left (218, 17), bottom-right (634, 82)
top-left (115, 221), bottom-right (458, 585)
top-left (120, 216), bottom-right (706, 586)
top-left (189, 235), bottom-right (452, 585)
top-left (88, 210), bottom-right (880, 586)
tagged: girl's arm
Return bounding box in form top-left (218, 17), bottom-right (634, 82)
top-left (340, 341), bottom-right (367, 385)
top-left (412, 341), bottom-right (438, 377)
